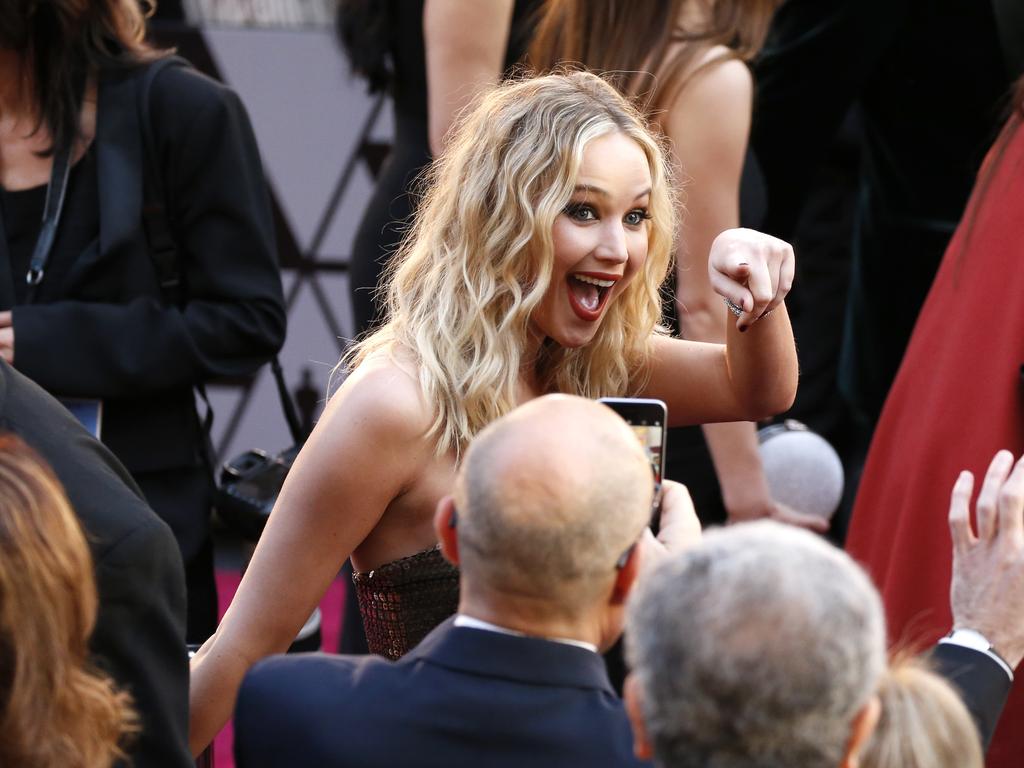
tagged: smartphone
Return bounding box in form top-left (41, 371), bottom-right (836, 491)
top-left (598, 397), bottom-right (668, 520)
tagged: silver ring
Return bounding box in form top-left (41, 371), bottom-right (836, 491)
top-left (724, 297), bottom-right (744, 317)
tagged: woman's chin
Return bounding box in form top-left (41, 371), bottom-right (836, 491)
top-left (549, 323), bottom-right (600, 349)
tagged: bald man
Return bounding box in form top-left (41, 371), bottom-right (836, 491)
top-left (233, 394), bottom-right (698, 768)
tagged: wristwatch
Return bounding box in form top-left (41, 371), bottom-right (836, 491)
top-left (940, 628), bottom-right (1014, 679)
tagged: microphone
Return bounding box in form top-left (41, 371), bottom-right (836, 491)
top-left (758, 420), bottom-right (844, 521)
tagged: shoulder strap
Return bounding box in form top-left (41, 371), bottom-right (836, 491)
top-left (138, 55), bottom-right (192, 308)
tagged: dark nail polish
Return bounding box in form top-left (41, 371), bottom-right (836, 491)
top-left (738, 324), bottom-right (748, 333)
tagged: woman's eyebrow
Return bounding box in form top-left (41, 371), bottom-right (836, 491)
top-left (572, 184), bottom-right (652, 200)
top-left (573, 184), bottom-right (609, 197)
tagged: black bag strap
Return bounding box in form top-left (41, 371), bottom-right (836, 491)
top-left (136, 57), bottom-right (305, 447)
top-left (23, 139), bottom-right (73, 304)
top-left (139, 56), bottom-right (190, 308)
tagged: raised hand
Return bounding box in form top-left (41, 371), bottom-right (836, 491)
top-left (948, 450), bottom-right (1024, 669)
top-left (708, 228), bottom-right (795, 331)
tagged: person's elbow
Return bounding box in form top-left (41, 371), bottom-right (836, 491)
top-left (740, 368), bottom-right (798, 421)
top-left (257, 295), bottom-right (287, 356)
top-left (238, 294), bottom-right (286, 360)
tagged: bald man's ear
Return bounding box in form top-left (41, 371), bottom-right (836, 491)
top-left (841, 694), bottom-right (881, 768)
top-left (611, 543), bottom-right (641, 605)
top-left (624, 674), bottom-right (654, 760)
top-left (434, 496), bottom-right (460, 566)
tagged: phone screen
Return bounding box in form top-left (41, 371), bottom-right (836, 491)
top-left (630, 422), bottom-right (664, 486)
top-left (597, 398), bottom-right (667, 490)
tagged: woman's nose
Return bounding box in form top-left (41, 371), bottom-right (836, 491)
top-left (595, 221), bottom-right (629, 263)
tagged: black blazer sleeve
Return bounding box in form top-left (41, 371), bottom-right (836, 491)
top-left (0, 360), bottom-right (192, 768)
top-left (13, 63), bottom-right (286, 398)
top-left (90, 516), bottom-right (192, 768)
top-left (929, 643), bottom-right (1013, 751)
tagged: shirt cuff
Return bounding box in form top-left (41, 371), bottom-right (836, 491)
top-left (939, 632), bottom-right (1015, 682)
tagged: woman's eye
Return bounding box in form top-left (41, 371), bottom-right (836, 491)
top-left (624, 209), bottom-right (651, 226)
top-left (564, 203), bottom-right (597, 222)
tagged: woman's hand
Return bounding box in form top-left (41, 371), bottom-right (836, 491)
top-left (726, 497), bottom-right (830, 533)
top-left (708, 228), bottom-right (795, 331)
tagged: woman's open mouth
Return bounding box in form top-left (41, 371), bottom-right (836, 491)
top-left (566, 272), bottom-right (619, 322)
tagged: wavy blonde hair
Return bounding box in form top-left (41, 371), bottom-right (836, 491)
top-left (0, 435), bottom-right (136, 768)
top-left (862, 654), bottom-right (983, 768)
top-left (347, 71), bottom-right (676, 455)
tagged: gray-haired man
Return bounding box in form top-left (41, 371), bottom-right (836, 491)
top-left (625, 449), bottom-right (1024, 768)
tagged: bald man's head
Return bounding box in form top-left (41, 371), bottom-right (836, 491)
top-left (453, 395), bottom-right (654, 616)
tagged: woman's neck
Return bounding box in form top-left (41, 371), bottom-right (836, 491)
top-left (678, 0), bottom-right (715, 30)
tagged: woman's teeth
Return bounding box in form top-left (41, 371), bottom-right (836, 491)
top-left (574, 274), bottom-right (615, 288)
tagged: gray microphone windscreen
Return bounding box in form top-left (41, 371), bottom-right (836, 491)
top-left (758, 421), bottom-right (844, 521)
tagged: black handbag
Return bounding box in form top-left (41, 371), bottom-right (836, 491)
top-left (214, 358), bottom-right (305, 541)
top-left (137, 57), bottom-right (305, 541)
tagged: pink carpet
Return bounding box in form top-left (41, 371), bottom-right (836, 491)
top-left (210, 569), bottom-right (348, 768)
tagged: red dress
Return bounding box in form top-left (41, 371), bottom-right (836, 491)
top-left (846, 115), bottom-right (1024, 767)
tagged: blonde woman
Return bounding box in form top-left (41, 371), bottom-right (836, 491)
top-left (862, 656), bottom-right (984, 768)
top-left (189, 71), bottom-right (798, 754)
top-left (529, 0), bottom-right (826, 531)
top-left (0, 435), bottom-right (136, 768)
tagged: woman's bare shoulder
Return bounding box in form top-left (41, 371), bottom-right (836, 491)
top-left (326, 346), bottom-right (435, 443)
top-left (665, 46), bottom-right (751, 115)
top-left (659, 47), bottom-right (752, 163)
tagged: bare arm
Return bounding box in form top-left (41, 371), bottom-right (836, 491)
top-left (188, 361), bottom-right (435, 754)
top-left (661, 58), bottom-right (822, 530)
top-left (423, 0), bottom-right (515, 155)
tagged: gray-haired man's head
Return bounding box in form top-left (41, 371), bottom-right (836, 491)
top-left (626, 521), bottom-right (886, 768)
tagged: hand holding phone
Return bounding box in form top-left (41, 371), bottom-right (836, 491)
top-left (637, 479), bottom-right (703, 575)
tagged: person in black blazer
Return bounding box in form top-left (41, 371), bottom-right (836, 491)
top-left (234, 395), bottom-right (702, 768)
top-left (0, 1), bottom-right (286, 643)
top-left (0, 359), bottom-right (191, 768)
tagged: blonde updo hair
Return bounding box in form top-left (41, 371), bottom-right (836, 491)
top-left (861, 654), bottom-right (983, 768)
top-left (0, 435), bottom-right (136, 767)
top-left (348, 70), bottom-right (676, 456)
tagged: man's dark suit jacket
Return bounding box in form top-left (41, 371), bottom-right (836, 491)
top-left (931, 642), bottom-right (1013, 750)
top-left (0, 360), bottom-right (191, 768)
top-left (235, 618), bottom-right (650, 768)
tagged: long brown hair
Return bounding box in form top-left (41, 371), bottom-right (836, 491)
top-left (0, 0), bottom-right (162, 153)
top-left (0, 435), bottom-right (136, 768)
top-left (527, 0), bottom-right (779, 114)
